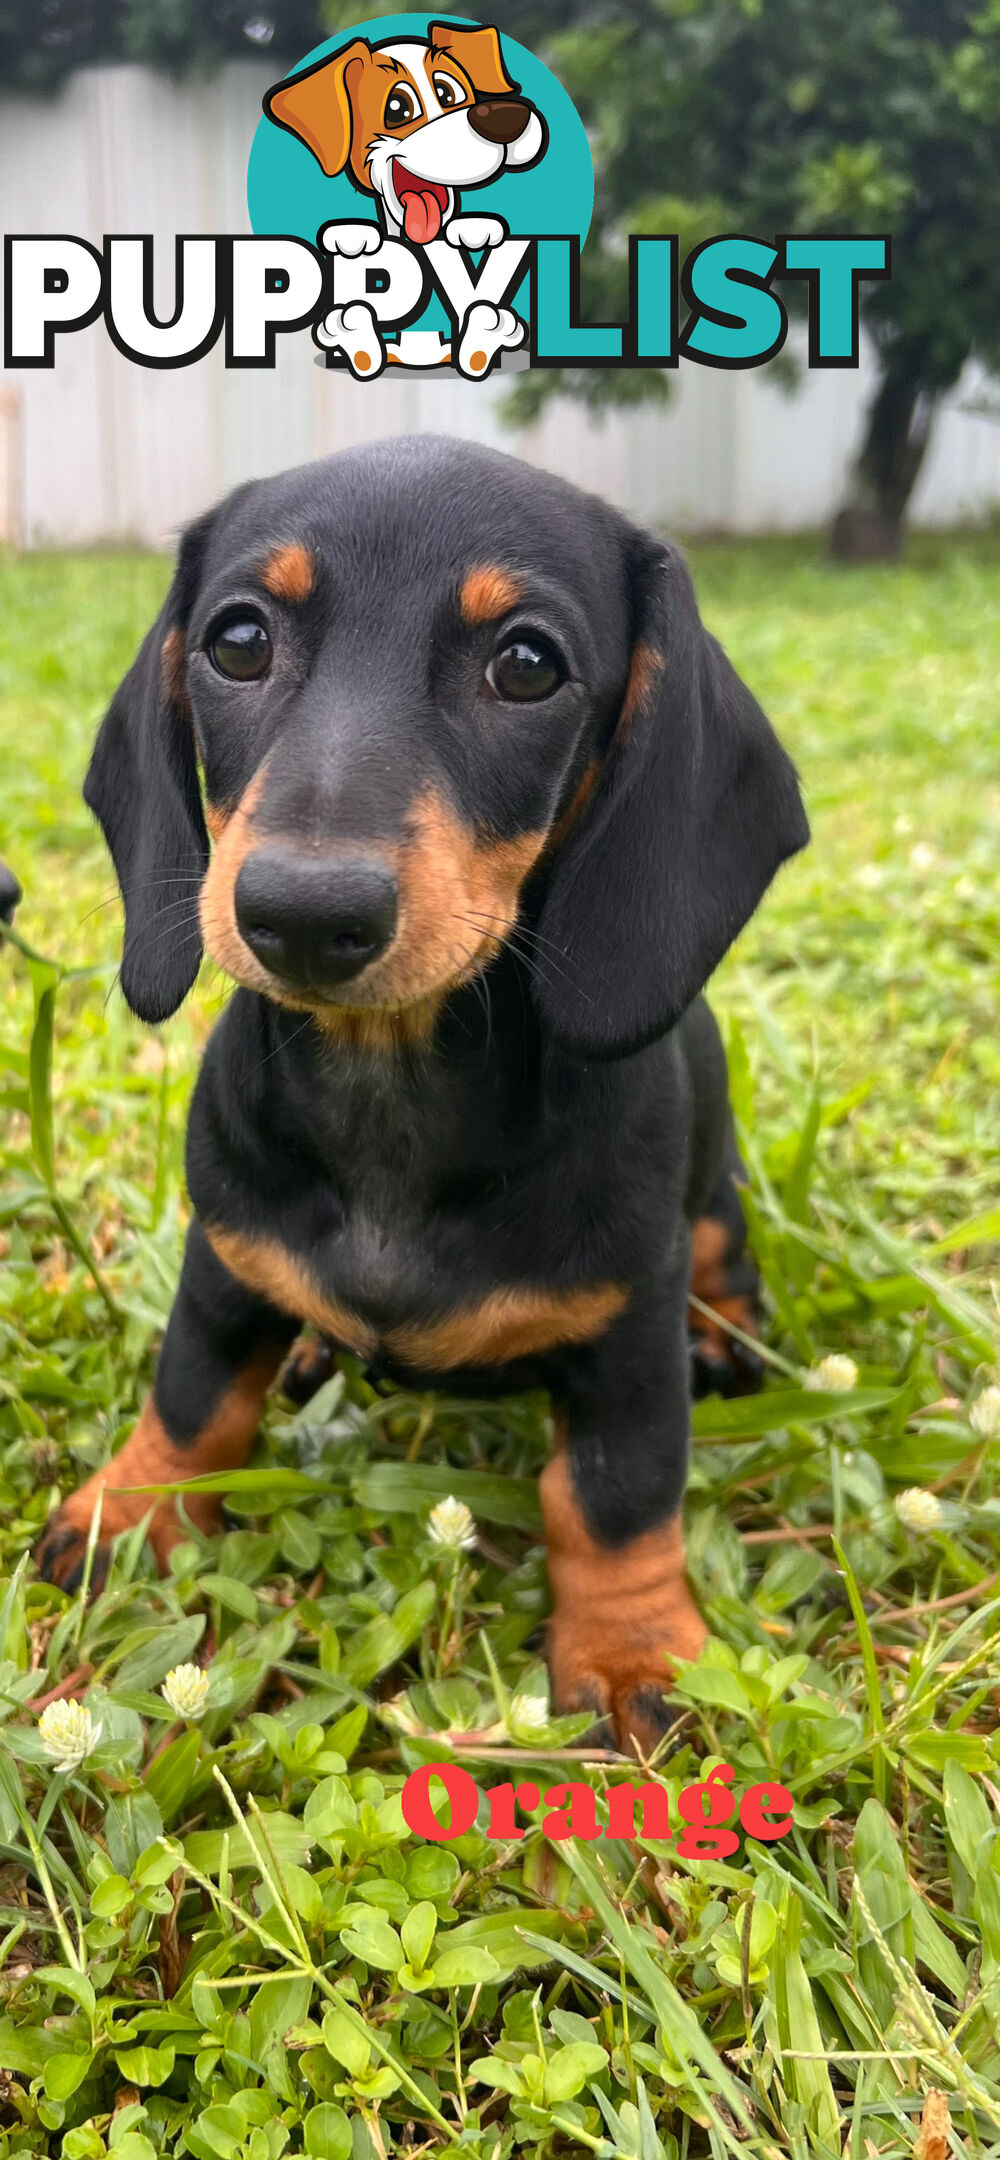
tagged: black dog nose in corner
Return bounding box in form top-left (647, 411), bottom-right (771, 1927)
top-left (469, 98), bottom-right (532, 145)
top-left (0, 859), bottom-right (22, 925)
top-left (234, 851), bottom-right (398, 990)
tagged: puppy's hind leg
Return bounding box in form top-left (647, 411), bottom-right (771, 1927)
top-left (689, 1124), bottom-right (764, 1400)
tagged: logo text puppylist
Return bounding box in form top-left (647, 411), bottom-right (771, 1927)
top-left (4, 13), bottom-right (890, 381)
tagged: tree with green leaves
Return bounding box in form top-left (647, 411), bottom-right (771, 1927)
top-left (0, 0), bottom-right (325, 89)
top-left (483, 0), bottom-right (1000, 557)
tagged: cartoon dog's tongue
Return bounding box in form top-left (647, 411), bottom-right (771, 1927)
top-left (393, 162), bottom-right (448, 245)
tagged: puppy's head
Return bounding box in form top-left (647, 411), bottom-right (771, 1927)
top-left (87, 436), bottom-right (807, 1054)
top-left (265, 23), bottom-right (545, 241)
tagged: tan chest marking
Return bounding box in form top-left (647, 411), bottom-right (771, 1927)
top-left (205, 1223), bottom-right (628, 1370)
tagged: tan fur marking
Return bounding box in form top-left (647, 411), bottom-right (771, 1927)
top-left (261, 542), bottom-right (315, 604)
top-left (205, 803), bottom-right (228, 843)
top-left (205, 1225), bottom-right (624, 1374)
top-left (387, 1282), bottom-right (628, 1371)
top-left (548, 759), bottom-right (600, 852)
top-left (161, 628), bottom-right (189, 712)
top-left (541, 1451), bottom-right (706, 1756)
top-left (689, 1214), bottom-right (758, 1370)
top-left (459, 565), bottom-right (522, 624)
top-left (621, 642), bottom-right (664, 732)
top-left (204, 1225), bottom-right (375, 1358)
top-left (201, 779), bottom-right (547, 1042)
top-left (199, 767), bottom-right (275, 996)
top-left (36, 1351), bottom-right (282, 1581)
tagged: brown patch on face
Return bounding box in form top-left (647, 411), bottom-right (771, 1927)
top-left (459, 565), bottom-right (522, 624)
top-left (200, 776), bottom-right (546, 1036)
top-left (199, 767), bottom-right (275, 996)
top-left (541, 1450), bottom-right (706, 1757)
top-left (387, 1282), bottom-right (628, 1371)
top-left (620, 642), bottom-right (664, 733)
top-left (261, 542), bottom-right (314, 604)
top-left (161, 628), bottom-right (189, 713)
top-left (34, 1351), bottom-right (282, 1585)
top-left (204, 1225), bottom-right (375, 1359)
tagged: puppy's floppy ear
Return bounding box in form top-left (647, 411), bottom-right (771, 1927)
top-left (264, 40), bottom-right (370, 179)
top-left (428, 21), bottom-right (517, 97)
top-left (536, 535), bottom-right (808, 1058)
top-left (84, 514), bottom-right (214, 1025)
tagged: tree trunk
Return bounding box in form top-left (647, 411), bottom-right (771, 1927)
top-left (831, 339), bottom-right (938, 562)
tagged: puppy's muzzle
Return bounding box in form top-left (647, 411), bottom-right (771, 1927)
top-left (234, 851), bottom-right (398, 992)
top-left (468, 98), bottom-right (533, 145)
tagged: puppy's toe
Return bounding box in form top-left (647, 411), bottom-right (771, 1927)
top-left (690, 1328), bottom-right (764, 1399)
top-left (34, 1505), bottom-right (112, 1592)
top-left (280, 1334), bottom-right (337, 1406)
top-left (550, 1644), bottom-right (689, 1760)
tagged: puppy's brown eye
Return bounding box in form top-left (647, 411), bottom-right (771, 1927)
top-left (208, 614), bottom-right (272, 682)
top-left (385, 86), bottom-right (419, 126)
top-left (487, 638), bottom-right (564, 703)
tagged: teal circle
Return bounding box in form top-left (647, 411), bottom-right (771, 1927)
top-left (247, 13), bottom-right (593, 340)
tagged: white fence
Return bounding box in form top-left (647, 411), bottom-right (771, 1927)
top-left (2, 60), bottom-right (999, 547)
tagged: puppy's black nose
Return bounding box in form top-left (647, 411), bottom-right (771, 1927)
top-left (234, 851), bottom-right (398, 991)
top-left (469, 97), bottom-right (532, 145)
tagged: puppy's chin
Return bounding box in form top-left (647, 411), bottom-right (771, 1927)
top-left (204, 929), bottom-right (496, 1024)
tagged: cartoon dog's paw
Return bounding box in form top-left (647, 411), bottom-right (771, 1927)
top-left (318, 221), bottom-right (382, 258)
top-left (456, 302), bottom-right (524, 379)
top-left (445, 214), bottom-right (508, 252)
top-left (315, 303), bottom-right (387, 380)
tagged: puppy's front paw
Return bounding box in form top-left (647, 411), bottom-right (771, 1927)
top-left (456, 301), bottom-right (524, 378)
top-left (541, 1454), bottom-right (706, 1758)
top-left (315, 303), bottom-right (386, 379)
top-left (318, 221), bottom-right (382, 257)
top-left (445, 214), bottom-right (508, 252)
top-left (34, 1407), bottom-right (223, 1590)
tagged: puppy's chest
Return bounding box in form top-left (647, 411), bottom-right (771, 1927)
top-left (206, 1074), bottom-right (628, 1374)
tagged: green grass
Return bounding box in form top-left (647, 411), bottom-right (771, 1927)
top-left (2, 532), bottom-right (1000, 2160)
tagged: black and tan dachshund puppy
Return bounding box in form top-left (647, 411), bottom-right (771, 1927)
top-left (37, 437), bottom-right (807, 1753)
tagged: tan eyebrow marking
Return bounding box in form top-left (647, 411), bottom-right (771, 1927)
top-left (459, 565), bottom-right (523, 624)
top-left (261, 542), bottom-right (315, 604)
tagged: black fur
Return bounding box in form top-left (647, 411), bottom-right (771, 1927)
top-left (82, 436), bottom-right (808, 1553)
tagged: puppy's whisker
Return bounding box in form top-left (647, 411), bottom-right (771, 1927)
top-left (459, 909), bottom-right (595, 1007)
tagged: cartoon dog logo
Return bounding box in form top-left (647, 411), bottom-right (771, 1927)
top-left (264, 19), bottom-right (547, 375)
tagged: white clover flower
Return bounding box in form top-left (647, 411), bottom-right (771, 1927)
top-left (509, 1694), bottom-right (548, 1733)
top-left (161, 1663), bottom-right (210, 1720)
top-left (39, 1699), bottom-right (102, 1773)
top-left (894, 1486), bottom-right (944, 1534)
top-left (856, 863), bottom-right (885, 891)
top-left (969, 1386), bottom-right (1000, 1441)
top-left (428, 1496), bottom-right (477, 1551)
top-left (804, 1353), bottom-right (859, 1394)
top-left (909, 841), bottom-right (938, 875)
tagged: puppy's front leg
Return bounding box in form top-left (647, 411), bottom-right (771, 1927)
top-left (542, 1262), bottom-right (706, 1758)
top-left (36, 1222), bottom-right (297, 1590)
